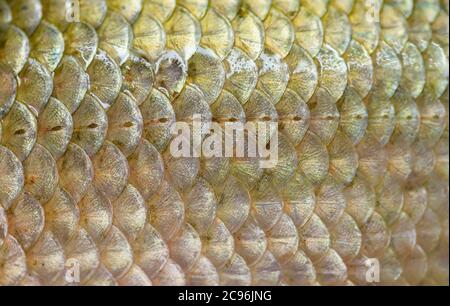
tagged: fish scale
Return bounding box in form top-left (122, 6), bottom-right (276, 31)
top-left (0, 0), bottom-right (448, 286)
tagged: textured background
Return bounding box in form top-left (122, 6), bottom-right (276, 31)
top-left (0, 0), bottom-right (449, 286)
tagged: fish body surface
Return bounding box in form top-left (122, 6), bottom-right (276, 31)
top-left (0, 0), bottom-right (449, 286)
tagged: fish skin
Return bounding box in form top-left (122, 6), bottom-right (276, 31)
top-left (0, 0), bottom-right (448, 286)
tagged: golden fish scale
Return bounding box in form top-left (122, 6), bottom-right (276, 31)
top-left (0, 0), bottom-right (448, 286)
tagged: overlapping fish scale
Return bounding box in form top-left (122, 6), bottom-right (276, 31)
top-left (0, 0), bottom-right (448, 286)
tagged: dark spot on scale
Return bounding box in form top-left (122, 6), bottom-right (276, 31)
top-left (14, 129), bottom-right (26, 135)
top-left (50, 126), bottom-right (63, 132)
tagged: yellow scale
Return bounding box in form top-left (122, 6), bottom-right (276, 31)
top-left (0, 0), bottom-right (448, 286)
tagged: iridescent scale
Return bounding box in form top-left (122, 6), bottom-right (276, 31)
top-left (0, 0), bottom-right (448, 286)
